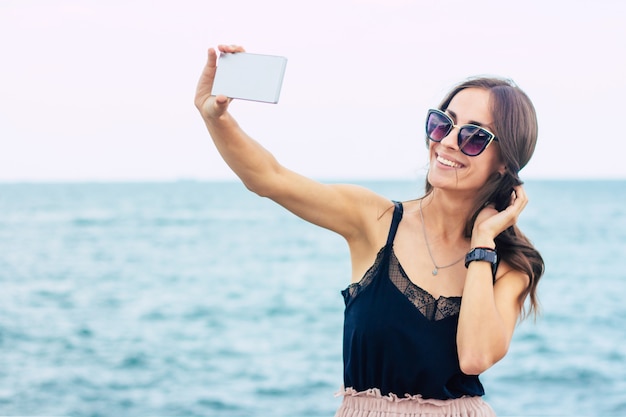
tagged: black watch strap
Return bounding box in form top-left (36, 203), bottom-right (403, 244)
top-left (465, 247), bottom-right (498, 278)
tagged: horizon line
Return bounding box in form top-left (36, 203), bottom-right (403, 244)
top-left (0, 176), bottom-right (625, 185)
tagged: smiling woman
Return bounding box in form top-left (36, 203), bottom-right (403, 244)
top-left (195, 44), bottom-right (544, 417)
top-left (424, 78), bottom-right (543, 315)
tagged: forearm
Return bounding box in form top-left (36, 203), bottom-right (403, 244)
top-left (195, 45), bottom-right (283, 195)
top-left (456, 233), bottom-right (509, 374)
top-left (203, 111), bottom-right (281, 195)
top-left (456, 259), bottom-right (509, 375)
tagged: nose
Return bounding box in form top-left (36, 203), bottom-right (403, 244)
top-left (439, 126), bottom-right (459, 150)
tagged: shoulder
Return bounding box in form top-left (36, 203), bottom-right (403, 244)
top-left (325, 183), bottom-right (395, 227)
top-left (347, 187), bottom-right (397, 242)
top-left (341, 188), bottom-right (403, 244)
top-left (330, 183), bottom-right (394, 212)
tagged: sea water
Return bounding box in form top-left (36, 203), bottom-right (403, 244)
top-left (0, 180), bottom-right (624, 417)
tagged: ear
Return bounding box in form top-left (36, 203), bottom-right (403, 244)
top-left (497, 164), bottom-right (506, 177)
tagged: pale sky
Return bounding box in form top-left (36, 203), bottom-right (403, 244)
top-left (1, 0), bottom-right (625, 182)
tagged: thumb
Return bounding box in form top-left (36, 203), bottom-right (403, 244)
top-left (210, 94), bottom-right (231, 117)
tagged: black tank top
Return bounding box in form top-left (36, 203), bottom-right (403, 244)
top-left (341, 201), bottom-right (485, 399)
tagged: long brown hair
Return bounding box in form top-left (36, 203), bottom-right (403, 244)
top-left (425, 77), bottom-right (544, 319)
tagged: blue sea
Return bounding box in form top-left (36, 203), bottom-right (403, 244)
top-left (0, 180), bottom-right (624, 417)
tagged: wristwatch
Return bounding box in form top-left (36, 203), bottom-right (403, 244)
top-left (465, 247), bottom-right (498, 278)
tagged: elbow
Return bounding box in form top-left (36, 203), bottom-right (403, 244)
top-left (242, 179), bottom-right (266, 197)
top-left (457, 327), bottom-right (510, 375)
top-left (458, 354), bottom-right (493, 376)
top-left (458, 348), bottom-right (506, 376)
top-left (244, 179), bottom-right (277, 199)
top-left (240, 162), bottom-right (284, 198)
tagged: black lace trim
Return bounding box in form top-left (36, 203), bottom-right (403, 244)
top-left (343, 247), bottom-right (461, 321)
top-left (389, 251), bottom-right (461, 321)
top-left (343, 246), bottom-right (386, 302)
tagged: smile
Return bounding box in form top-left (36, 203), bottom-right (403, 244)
top-left (436, 154), bottom-right (464, 168)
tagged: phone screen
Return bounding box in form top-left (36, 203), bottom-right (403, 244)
top-left (211, 52), bottom-right (288, 104)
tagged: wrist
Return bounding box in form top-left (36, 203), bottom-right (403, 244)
top-left (205, 111), bottom-right (238, 133)
top-left (465, 247), bottom-right (499, 279)
top-left (470, 235), bottom-right (495, 249)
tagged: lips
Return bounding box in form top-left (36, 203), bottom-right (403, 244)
top-left (436, 154), bottom-right (464, 168)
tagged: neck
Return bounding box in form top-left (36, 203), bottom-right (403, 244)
top-left (420, 189), bottom-right (476, 241)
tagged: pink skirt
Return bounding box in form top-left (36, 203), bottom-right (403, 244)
top-left (335, 387), bottom-right (496, 417)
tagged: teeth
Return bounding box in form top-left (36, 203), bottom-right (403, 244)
top-left (437, 155), bottom-right (462, 168)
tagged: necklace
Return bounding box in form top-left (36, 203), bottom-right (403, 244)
top-left (419, 198), bottom-right (466, 276)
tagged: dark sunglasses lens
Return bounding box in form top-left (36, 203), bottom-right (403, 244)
top-left (459, 127), bottom-right (492, 156)
top-left (426, 111), bottom-right (451, 141)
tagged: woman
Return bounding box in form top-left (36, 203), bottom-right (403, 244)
top-left (195, 44), bottom-right (544, 417)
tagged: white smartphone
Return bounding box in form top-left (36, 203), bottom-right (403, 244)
top-left (211, 52), bottom-right (288, 104)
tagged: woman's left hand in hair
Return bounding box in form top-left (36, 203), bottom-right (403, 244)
top-left (471, 185), bottom-right (528, 248)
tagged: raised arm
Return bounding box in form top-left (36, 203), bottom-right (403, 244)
top-left (456, 185), bottom-right (531, 375)
top-left (194, 45), bottom-right (390, 243)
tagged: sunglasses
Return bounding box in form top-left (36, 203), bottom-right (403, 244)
top-left (425, 109), bottom-right (499, 157)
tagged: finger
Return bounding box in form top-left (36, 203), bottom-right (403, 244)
top-left (217, 44), bottom-right (246, 54)
top-left (513, 185), bottom-right (527, 201)
top-left (512, 185), bottom-right (528, 209)
top-left (194, 48), bottom-right (219, 108)
top-left (215, 94), bottom-right (232, 108)
top-left (503, 187), bottom-right (527, 219)
top-left (206, 94), bottom-right (231, 117)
